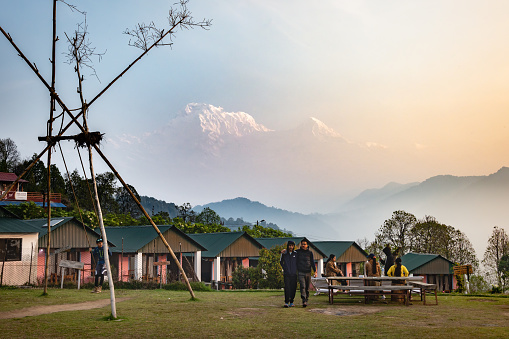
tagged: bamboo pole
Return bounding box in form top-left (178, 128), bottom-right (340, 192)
top-left (88, 145), bottom-right (117, 318)
top-left (92, 145), bottom-right (196, 299)
top-left (43, 0), bottom-right (58, 296)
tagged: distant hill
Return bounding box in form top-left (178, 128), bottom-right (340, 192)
top-left (193, 197), bottom-right (338, 240)
top-left (140, 196), bottom-right (179, 218)
top-left (142, 167), bottom-right (509, 257)
top-left (318, 167), bottom-right (509, 257)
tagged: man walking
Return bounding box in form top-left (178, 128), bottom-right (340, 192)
top-left (296, 239), bottom-right (316, 307)
top-left (280, 240), bottom-right (298, 308)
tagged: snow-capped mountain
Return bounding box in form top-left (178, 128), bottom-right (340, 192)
top-left (106, 103), bottom-right (394, 214)
top-left (183, 103), bottom-right (272, 137)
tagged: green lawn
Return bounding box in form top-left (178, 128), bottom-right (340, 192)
top-left (1, 288), bottom-right (508, 338)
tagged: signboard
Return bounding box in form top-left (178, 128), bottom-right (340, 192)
top-left (0, 191), bottom-right (27, 200)
top-left (154, 261), bottom-right (172, 266)
top-left (453, 264), bottom-right (473, 275)
top-left (54, 245), bottom-right (72, 254)
top-left (59, 259), bottom-right (84, 270)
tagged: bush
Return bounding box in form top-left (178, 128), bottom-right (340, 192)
top-left (258, 246), bottom-right (284, 289)
top-left (490, 285), bottom-right (503, 294)
top-left (469, 275), bottom-right (490, 293)
top-left (232, 266), bottom-right (250, 289)
top-left (232, 266), bottom-right (262, 289)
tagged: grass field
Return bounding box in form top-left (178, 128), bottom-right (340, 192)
top-left (1, 287), bottom-right (508, 338)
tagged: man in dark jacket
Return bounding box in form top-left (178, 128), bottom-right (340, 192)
top-left (90, 238), bottom-right (112, 293)
top-left (296, 239), bottom-right (316, 307)
top-left (280, 240), bottom-right (298, 308)
top-left (382, 244), bottom-right (400, 276)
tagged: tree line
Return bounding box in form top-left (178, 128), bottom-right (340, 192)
top-left (362, 210), bottom-right (509, 292)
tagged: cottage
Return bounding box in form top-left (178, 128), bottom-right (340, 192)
top-left (105, 225), bottom-right (206, 282)
top-left (23, 217), bottom-right (104, 285)
top-left (312, 241), bottom-right (368, 277)
top-left (0, 206), bottom-right (39, 285)
top-left (188, 232), bottom-right (263, 284)
top-left (256, 237), bottom-right (327, 276)
top-left (401, 252), bottom-right (456, 292)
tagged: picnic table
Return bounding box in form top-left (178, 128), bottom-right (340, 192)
top-left (326, 276), bottom-right (425, 306)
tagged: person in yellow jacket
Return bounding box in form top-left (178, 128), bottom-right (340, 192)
top-left (387, 257), bottom-right (409, 277)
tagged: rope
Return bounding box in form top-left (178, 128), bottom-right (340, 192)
top-left (76, 147), bottom-right (100, 220)
top-left (57, 142), bottom-right (96, 267)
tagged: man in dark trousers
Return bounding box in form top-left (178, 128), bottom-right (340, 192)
top-left (90, 238), bottom-right (111, 293)
top-left (296, 239), bottom-right (316, 307)
top-left (280, 240), bottom-right (298, 308)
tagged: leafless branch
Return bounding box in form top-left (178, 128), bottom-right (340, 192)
top-left (123, 0), bottom-right (211, 51)
top-left (57, 0), bottom-right (87, 15)
top-left (64, 18), bottom-right (106, 83)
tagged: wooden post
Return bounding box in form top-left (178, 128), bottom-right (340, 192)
top-left (60, 267), bottom-right (65, 289)
top-left (88, 145), bottom-right (116, 319)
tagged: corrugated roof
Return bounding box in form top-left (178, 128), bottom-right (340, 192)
top-left (256, 237), bottom-right (327, 258)
top-left (313, 241), bottom-right (368, 259)
top-left (105, 225), bottom-right (172, 252)
top-left (401, 252), bottom-right (454, 272)
top-left (0, 172), bottom-right (29, 183)
top-left (189, 232), bottom-right (262, 257)
top-left (105, 225), bottom-right (206, 253)
top-left (0, 217), bottom-right (40, 233)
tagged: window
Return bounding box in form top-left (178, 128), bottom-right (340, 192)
top-left (0, 238), bottom-right (22, 261)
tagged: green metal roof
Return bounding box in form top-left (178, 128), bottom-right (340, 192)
top-left (312, 241), bottom-right (368, 259)
top-left (401, 252), bottom-right (454, 273)
top-left (0, 216), bottom-right (40, 233)
top-left (255, 237), bottom-right (327, 258)
top-left (105, 225), bottom-right (172, 252)
top-left (105, 225), bottom-right (206, 253)
top-left (188, 232), bottom-right (262, 257)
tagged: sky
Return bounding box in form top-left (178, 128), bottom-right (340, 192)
top-left (2, 0), bottom-right (509, 216)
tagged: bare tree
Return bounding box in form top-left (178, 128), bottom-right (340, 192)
top-left (483, 226), bottom-right (509, 287)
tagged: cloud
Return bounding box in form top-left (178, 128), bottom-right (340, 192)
top-left (364, 142), bottom-right (388, 150)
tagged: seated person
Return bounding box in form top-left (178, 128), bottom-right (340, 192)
top-left (324, 254), bottom-right (344, 285)
top-left (387, 257), bottom-right (409, 277)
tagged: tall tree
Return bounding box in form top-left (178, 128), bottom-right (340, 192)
top-left (177, 203), bottom-right (196, 223)
top-left (116, 183), bottom-right (141, 218)
top-left (0, 138), bottom-right (20, 172)
top-left (483, 226), bottom-right (509, 287)
top-left (374, 210), bottom-right (417, 255)
top-left (196, 207), bottom-right (221, 225)
top-left (410, 215), bottom-right (450, 254)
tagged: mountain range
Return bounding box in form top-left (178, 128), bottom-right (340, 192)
top-left (194, 167), bottom-right (509, 258)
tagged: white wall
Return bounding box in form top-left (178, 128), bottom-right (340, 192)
top-left (0, 233), bottom-right (39, 285)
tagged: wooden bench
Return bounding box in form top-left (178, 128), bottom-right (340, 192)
top-left (311, 277), bottom-right (330, 296)
top-left (328, 285), bottom-right (414, 306)
top-left (409, 281), bottom-right (438, 305)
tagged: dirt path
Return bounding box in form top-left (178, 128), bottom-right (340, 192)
top-left (0, 297), bottom-right (131, 319)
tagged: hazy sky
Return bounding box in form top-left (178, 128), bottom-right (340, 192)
top-left (2, 1), bottom-right (509, 212)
